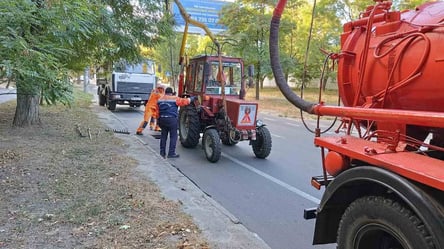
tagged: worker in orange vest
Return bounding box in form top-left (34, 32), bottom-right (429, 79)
top-left (136, 85), bottom-right (165, 135)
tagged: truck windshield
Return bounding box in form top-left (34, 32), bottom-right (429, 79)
top-left (114, 60), bottom-right (155, 74)
top-left (206, 61), bottom-right (242, 95)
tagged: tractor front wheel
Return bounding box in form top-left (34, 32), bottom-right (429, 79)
top-left (203, 129), bottom-right (221, 163)
top-left (252, 126), bottom-right (272, 159)
top-left (179, 105), bottom-right (200, 148)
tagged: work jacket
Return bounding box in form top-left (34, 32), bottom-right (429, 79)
top-left (146, 90), bottom-right (164, 118)
top-left (157, 94), bottom-right (191, 118)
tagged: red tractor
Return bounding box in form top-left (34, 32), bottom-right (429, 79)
top-left (173, 0), bottom-right (272, 163)
top-left (178, 55), bottom-right (271, 162)
top-left (271, 0), bottom-right (444, 248)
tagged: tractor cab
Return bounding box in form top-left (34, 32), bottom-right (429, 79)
top-left (183, 55), bottom-right (247, 98)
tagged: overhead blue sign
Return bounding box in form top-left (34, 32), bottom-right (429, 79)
top-left (173, 0), bottom-right (231, 34)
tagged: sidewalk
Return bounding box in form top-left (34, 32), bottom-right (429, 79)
top-left (88, 85), bottom-right (272, 249)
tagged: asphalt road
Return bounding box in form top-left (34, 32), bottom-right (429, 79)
top-left (107, 103), bottom-right (338, 249)
top-left (0, 87), bottom-right (16, 104)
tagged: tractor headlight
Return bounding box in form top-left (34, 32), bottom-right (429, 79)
top-left (256, 119), bottom-right (263, 127)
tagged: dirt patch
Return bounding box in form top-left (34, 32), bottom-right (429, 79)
top-left (0, 91), bottom-right (208, 248)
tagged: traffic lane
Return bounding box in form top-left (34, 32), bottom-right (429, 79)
top-left (221, 135), bottom-right (325, 200)
top-left (171, 143), bottom-right (334, 249)
top-left (255, 114), bottom-right (341, 193)
top-left (222, 114), bottom-right (335, 199)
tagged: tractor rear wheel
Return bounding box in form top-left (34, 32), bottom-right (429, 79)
top-left (179, 105), bottom-right (200, 148)
top-left (252, 126), bottom-right (272, 159)
top-left (203, 129), bottom-right (221, 163)
top-left (337, 196), bottom-right (435, 249)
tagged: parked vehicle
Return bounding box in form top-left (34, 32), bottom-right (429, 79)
top-left (97, 59), bottom-right (157, 111)
top-left (178, 55), bottom-right (271, 162)
top-left (270, 1), bottom-right (444, 248)
top-left (173, 0), bottom-right (272, 163)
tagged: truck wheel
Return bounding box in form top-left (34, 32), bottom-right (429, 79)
top-left (179, 105), bottom-right (200, 148)
top-left (106, 92), bottom-right (116, 111)
top-left (203, 129), bottom-right (221, 163)
top-left (98, 89), bottom-right (106, 106)
top-left (252, 126), bottom-right (272, 159)
top-left (337, 196), bottom-right (435, 249)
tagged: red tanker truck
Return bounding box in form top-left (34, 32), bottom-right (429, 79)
top-left (270, 1), bottom-right (444, 248)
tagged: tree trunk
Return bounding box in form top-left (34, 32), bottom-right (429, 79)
top-left (13, 86), bottom-right (41, 127)
top-left (255, 63), bottom-right (261, 100)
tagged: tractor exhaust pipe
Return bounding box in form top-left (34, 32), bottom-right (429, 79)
top-left (269, 0), bottom-right (316, 114)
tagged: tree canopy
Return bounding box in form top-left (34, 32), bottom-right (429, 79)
top-left (0, 0), bottom-right (172, 126)
top-left (0, 0), bottom-right (428, 125)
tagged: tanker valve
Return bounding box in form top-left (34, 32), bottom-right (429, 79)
top-left (364, 146), bottom-right (378, 155)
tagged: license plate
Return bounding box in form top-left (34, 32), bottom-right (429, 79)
top-left (131, 97), bottom-right (142, 101)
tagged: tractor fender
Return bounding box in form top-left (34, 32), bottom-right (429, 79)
top-left (203, 125), bottom-right (217, 131)
top-left (312, 166), bottom-right (444, 247)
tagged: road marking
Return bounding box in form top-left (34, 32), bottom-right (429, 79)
top-left (271, 133), bottom-right (283, 138)
top-left (285, 122), bottom-right (300, 127)
top-left (222, 153), bottom-right (320, 204)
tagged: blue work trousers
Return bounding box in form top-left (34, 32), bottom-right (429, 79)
top-left (158, 117), bottom-right (178, 157)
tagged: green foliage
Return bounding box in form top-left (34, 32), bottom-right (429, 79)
top-left (0, 0), bottom-right (173, 125)
top-left (92, 0), bottom-right (173, 65)
top-left (0, 0), bottom-right (75, 102)
top-left (317, 0), bottom-right (425, 23)
top-left (217, 0), bottom-right (343, 88)
top-left (219, 0), bottom-right (275, 89)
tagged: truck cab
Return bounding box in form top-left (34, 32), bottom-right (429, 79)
top-left (97, 59), bottom-right (157, 111)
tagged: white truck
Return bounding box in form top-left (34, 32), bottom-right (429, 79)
top-left (97, 59), bottom-right (157, 111)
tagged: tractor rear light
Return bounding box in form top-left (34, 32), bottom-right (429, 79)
top-left (203, 95), bottom-right (210, 101)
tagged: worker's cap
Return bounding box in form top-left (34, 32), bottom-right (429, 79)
top-left (156, 84), bottom-right (165, 90)
top-left (165, 87), bottom-right (173, 94)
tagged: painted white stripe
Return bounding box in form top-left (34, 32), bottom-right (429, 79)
top-left (285, 122), bottom-right (300, 127)
top-left (271, 133), bottom-right (283, 138)
top-left (222, 153), bottom-right (320, 204)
